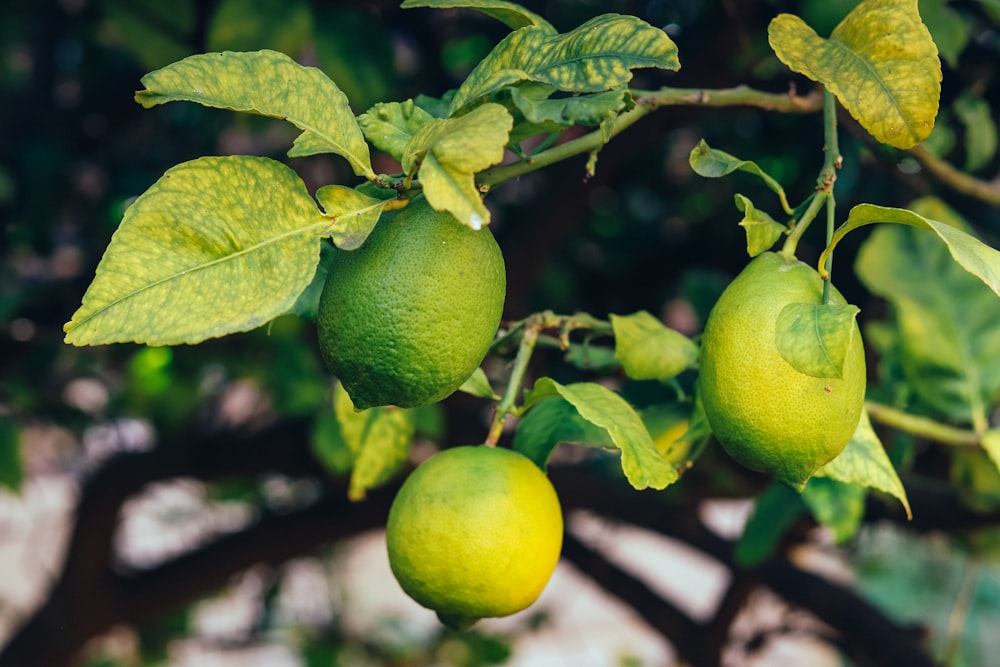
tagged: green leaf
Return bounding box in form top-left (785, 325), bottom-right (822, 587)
top-left (135, 50), bottom-right (374, 178)
top-left (767, 0), bottom-right (941, 149)
top-left (449, 14), bottom-right (679, 114)
top-left (512, 396), bottom-right (614, 470)
top-left (981, 430), bottom-right (1000, 479)
top-left (331, 382), bottom-right (415, 501)
top-left (815, 409), bottom-right (911, 518)
top-left (564, 342), bottom-right (620, 373)
top-left (775, 302), bottom-right (861, 378)
top-left (827, 202), bottom-right (1000, 298)
top-left (358, 100), bottom-right (435, 163)
top-left (525, 378), bottom-right (678, 490)
top-left (609, 310), bottom-right (698, 382)
top-left (689, 140), bottom-right (792, 214)
top-left (918, 0), bottom-right (969, 68)
top-left (506, 84), bottom-right (631, 133)
top-left (0, 419), bottom-right (23, 493)
top-left (800, 477), bottom-right (866, 543)
top-left (101, 0), bottom-right (196, 71)
top-left (401, 0), bottom-right (555, 32)
top-left (64, 156), bottom-right (326, 346)
top-left (735, 194), bottom-right (787, 257)
top-left (853, 201), bottom-right (1000, 427)
top-left (207, 0), bottom-right (313, 56)
top-left (734, 483), bottom-right (807, 567)
top-left (315, 185), bottom-right (397, 250)
top-left (457, 367), bottom-right (499, 400)
top-left (402, 103), bottom-right (513, 228)
top-left (955, 93), bottom-right (998, 173)
top-left (313, 6), bottom-right (395, 112)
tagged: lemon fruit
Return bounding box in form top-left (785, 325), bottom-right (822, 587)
top-left (316, 196), bottom-right (506, 410)
top-left (386, 445), bottom-right (563, 630)
top-left (699, 252), bottom-right (866, 489)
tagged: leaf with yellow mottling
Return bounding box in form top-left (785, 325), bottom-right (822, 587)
top-left (64, 156), bottom-right (326, 346)
top-left (401, 103), bottom-right (513, 229)
top-left (450, 13), bottom-right (679, 114)
top-left (358, 100), bottom-right (435, 162)
top-left (768, 0), bottom-right (941, 149)
top-left (135, 50), bottom-right (374, 177)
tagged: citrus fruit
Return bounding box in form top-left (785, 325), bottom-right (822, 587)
top-left (699, 252), bottom-right (866, 489)
top-left (316, 196), bottom-right (506, 410)
top-left (386, 445), bottom-right (563, 630)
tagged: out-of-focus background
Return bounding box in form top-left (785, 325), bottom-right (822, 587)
top-left (2, 1), bottom-right (1000, 666)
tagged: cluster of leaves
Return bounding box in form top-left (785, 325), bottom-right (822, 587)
top-left (60, 0), bottom-right (1000, 555)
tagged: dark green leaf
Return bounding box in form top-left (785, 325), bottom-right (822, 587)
top-left (734, 483), bottom-right (806, 567)
top-left (954, 93), bottom-right (998, 173)
top-left (0, 419), bottom-right (23, 493)
top-left (800, 477), bottom-right (866, 543)
top-left (401, 0), bottom-right (555, 32)
top-left (64, 157), bottom-right (325, 346)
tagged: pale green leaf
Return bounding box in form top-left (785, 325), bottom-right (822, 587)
top-left (358, 100), bottom-right (435, 163)
top-left (450, 14), bottom-right (679, 114)
top-left (689, 140), bottom-right (792, 214)
top-left (955, 93), bottom-right (998, 173)
top-left (315, 185), bottom-right (396, 250)
top-left (775, 302), bottom-right (861, 378)
top-left (735, 194), bottom-right (787, 256)
top-left (816, 410), bottom-right (911, 518)
top-left (207, 0), bottom-right (313, 55)
top-left (800, 477), bottom-right (866, 543)
top-left (768, 0), bottom-right (942, 149)
top-left (401, 0), bottom-right (555, 32)
top-left (512, 396), bottom-right (614, 470)
top-left (64, 156), bottom-right (326, 346)
top-left (853, 200), bottom-right (1000, 426)
top-left (135, 50), bottom-right (374, 178)
top-left (333, 383), bottom-right (414, 501)
top-left (609, 310), bottom-right (698, 382)
top-left (457, 367), bottom-right (499, 400)
top-left (526, 378), bottom-right (678, 490)
top-left (828, 202), bottom-right (1000, 297)
top-left (402, 103), bottom-right (513, 228)
top-left (0, 419), bottom-right (23, 493)
top-left (506, 83), bottom-right (631, 128)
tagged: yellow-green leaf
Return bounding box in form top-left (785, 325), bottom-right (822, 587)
top-left (64, 156), bottom-right (326, 346)
top-left (315, 184), bottom-right (397, 250)
top-left (610, 310), bottom-right (698, 382)
top-left (450, 14), bottom-right (679, 114)
top-left (401, 0), bottom-right (554, 32)
top-left (135, 50), bottom-right (374, 178)
top-left (735, 194), bottom-right (787, 256)
top-left (526, 378), bottom-right (678, 490)
top-left (982, 430), bottom-right (1000, 478)
top-left (768, 0), bottom-right (941, 149)
top-left (815, 409), bottom-right (911, 518)
top-left (358, 100), bottom-right (434, 163)
top-left (402, 103), bottom-right (513, 228)
top-left (775, 302), bottom-right (860, 378)
top-left (689, 140), bottom-right (792, 214)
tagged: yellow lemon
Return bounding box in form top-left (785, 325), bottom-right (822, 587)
top-left (699, 252), bottom-right (866, 488)
top-left (386, 446), bottom-right (563, 630)
top-left (316, 196), bottom-right (505, 409)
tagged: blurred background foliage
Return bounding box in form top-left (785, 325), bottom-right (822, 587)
top-left (1, 0), bottom-right (1000, 666)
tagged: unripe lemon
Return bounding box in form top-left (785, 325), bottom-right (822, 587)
top-left (699, 252), bottom-right (866, 489)
top-left (386, 446), bottom-right (563, 630)
top-left (317, 197), bottom-right (505, 409)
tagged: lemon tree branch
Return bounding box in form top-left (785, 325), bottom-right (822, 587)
top-left (908, 144), bottom-right (1000, 208)
top-left (865, 401), bottom-right (981, 447)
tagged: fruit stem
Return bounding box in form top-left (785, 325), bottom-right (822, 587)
top-left (485, 313), bottom-right (546, 446)
top-left (864, 401), bottom-right (981, 447)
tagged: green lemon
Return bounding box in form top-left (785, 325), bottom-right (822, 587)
top-left (699, 252), bottom-right (866, 489)
top-left (317, 196), bottom-right (505, 409)
top-left (386, 445), bottom-right (563, 630)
